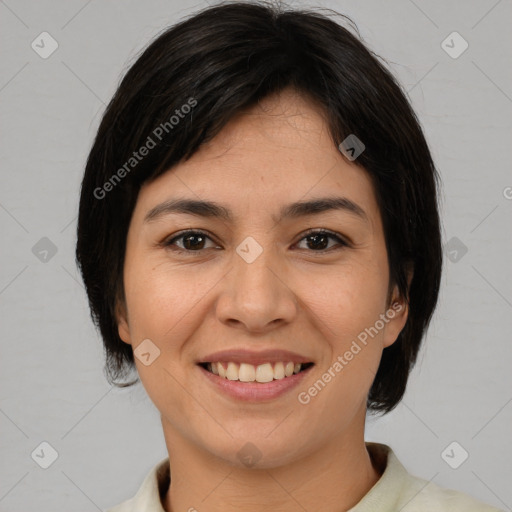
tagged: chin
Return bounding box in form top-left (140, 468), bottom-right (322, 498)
top-left (200, 428), bottom-right (306, 469)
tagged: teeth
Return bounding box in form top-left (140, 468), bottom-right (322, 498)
top-left (255, 363), bottom-right (274, 383)
top-left (207, 361), bottom-right (308, 382)
top-left (239, 363), bottom-right (256, 382)
top-left (274, 362), bottom-right (285, 379)
top-left (226, 362), bottom-right (239, 380)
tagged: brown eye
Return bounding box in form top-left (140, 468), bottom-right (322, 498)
top-left (295, 230), bottom-right (347, 252)
top-left (163, 228), bottom-right (347, 254)
top-left (164, 230), bottom-right (218, 252)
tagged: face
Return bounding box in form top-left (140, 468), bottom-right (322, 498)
top-left (117, 88), bottom-right (408, 468)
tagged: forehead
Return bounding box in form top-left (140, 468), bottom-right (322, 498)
top-left (133, 89), bottom-right (380, 230)
top-left (197, 89), bottom-right (336, 171)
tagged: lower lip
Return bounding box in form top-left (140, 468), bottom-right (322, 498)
top-left (198, 364), bottom-right (314, 402)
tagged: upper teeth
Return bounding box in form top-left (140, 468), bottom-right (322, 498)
top-left (208, 362), bottom-right (303, 382)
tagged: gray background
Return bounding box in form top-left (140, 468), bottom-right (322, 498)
top-left (1, 0), bottom-right (511, 510)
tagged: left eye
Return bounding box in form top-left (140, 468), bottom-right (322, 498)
top-left (295, 229), bottom-right (347, 251)
top-left (163, 229), bottom-right (347, 253)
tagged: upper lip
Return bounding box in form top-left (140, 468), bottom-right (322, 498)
top-left (197, 349), bottom-right (313, 366)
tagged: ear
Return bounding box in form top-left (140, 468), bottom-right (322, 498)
top-left (382, 268), bottom-right (413, 348)
top-left (115, 299), bottom-right (132, 346)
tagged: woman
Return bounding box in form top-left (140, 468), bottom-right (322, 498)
top-left (75, 2), bottom-right (502, 510)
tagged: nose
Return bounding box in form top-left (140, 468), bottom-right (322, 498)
top-left (215, 240), bottom-right (298, 332)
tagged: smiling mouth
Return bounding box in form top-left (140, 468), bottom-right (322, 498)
top-left (198, 361), bottom-right (314, 383)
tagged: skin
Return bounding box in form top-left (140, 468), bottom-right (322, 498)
top-left (117, 87), bottom-right (410, 512)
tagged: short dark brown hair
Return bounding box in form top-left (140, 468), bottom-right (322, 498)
top-left (76, 0), bottom-right (443, 414)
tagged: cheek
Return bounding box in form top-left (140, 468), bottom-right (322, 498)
top-left (124, 256), bottom-right (210, 339)
top-left (299, 260), bottom-right (388, 339)
top-left (298, 262), bottom-right (389, 407)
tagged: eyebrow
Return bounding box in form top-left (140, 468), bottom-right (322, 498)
top-left (143, 196), bottom-right (368, 225)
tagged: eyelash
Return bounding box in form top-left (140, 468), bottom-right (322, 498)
top-left (162, 228), bottom-right (348, 254)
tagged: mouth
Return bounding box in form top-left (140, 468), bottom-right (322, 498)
top-left (198, 361), bottom-right (315, 383)
top-left (197, 360), bottom-right (315, 402)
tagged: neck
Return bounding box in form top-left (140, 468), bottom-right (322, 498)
top-left (161, 415), bottom-right (382, 512)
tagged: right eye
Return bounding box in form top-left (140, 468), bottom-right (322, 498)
top-left (163, 230), bottom-right (220, 253)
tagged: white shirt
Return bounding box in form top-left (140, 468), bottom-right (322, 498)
top-left (105, 442), bottom-right (503, 511)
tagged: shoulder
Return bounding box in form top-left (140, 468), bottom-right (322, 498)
top-left (362, 443), bottom-right (503, 512)
top-left (104, 499), bottom-right (132, 512)
top-left (397, 472), bottom-right (503, 511)
top-left (103, 457), bottom-right (170, 512)
top-left (104, 490), bottom-right (137, 512)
